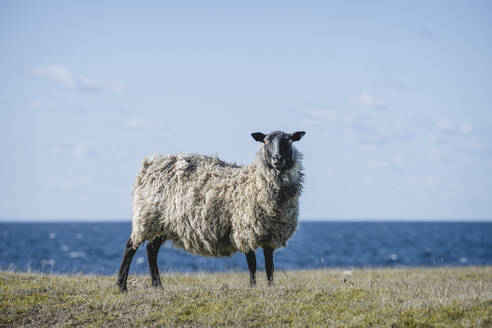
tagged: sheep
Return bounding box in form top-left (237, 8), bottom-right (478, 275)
top-left (117, 130), bottom-right (305, 292)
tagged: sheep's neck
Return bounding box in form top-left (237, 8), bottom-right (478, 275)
top-left (252, 162), bottom-right (302, 214)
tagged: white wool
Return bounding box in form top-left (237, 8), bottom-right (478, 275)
top-left (129, 146), bottom-right (304, 256)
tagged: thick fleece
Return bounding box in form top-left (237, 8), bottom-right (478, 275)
top-left (129, 146), bottom-right (303, 256)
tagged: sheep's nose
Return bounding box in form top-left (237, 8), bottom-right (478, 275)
top-left (272, 155), bottom-right (284, 167)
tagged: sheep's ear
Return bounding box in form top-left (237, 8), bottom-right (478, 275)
top-left (290, 131), bottom-right (305, 142)
top-left (251, 132), bottom-right (266, 142)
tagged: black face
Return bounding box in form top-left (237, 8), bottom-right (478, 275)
top-left (251, 130), bottom-right (305, 172)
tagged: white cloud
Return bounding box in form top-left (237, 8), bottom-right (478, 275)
top-left (62, 180), bottom-right (74, 190)
top-left (459, 123), bottom-right (472, 135)
top-left (78, 176), bottom-right (89, 185)
top-left (45, 176), bottom-right (90, 192)
top-left (53, 143), bottom-right (99, 158)
top-left (31, 100), bottom-right (42, 109)
top-left (361, 176), bottom-right (393, 187)
top-left (33, 65), bottom-right (106, 93)
top-left (368, 160), bottom-right (390, 168)
top-left (34, 65), bottom-right (74, 87)
top-left (299, 108), bottom-right (338, 126)
top-left (62, 177), bottom-right (88, 190)
top-left (350, 92), bottom-right (385, 109)
top-left (77, 76), bottom-right (103, 92)
top-left (391, 154), bottom-right (403, 164)
top-left (128, 118), bottom-right (151, 129)
top-left (434, 120), bottom-right (452, 133)
top-left (434, 120), bottom-right (473, 136)
top-left (308, 109), bottom-right (337, 121)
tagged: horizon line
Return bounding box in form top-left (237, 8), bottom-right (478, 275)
top-left (0, 217), bottom-right (491, 223)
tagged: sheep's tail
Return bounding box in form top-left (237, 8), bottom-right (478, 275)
top-left (132, 157), bottom-right (152, 195)
top-left (129, 157), bottom-right (154, 248)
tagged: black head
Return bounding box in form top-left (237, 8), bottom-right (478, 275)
top-left (251, 130), bottom-right (305, 172)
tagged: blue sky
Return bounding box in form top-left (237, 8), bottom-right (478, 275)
top-left (1, 1), bottom-right (491, 221)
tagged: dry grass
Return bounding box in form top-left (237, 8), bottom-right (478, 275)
top-left (1, 267), bottom-right (491, 327)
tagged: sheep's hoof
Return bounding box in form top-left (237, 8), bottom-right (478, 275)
top-left (249, 277), bottom-right (256, 287)
top-left (151, 281), bottom-right (162, 288)
top-left (117, 282), bottom-right (128, 293)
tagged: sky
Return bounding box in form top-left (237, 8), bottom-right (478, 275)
top-left (0, 1), bottom-right (491, 221)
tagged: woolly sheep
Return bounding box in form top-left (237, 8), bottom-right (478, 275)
top-left (117, 130), bottom-right (306, 292)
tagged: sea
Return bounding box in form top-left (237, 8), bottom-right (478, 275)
top-left (0, 221), bottom-right (491, 275)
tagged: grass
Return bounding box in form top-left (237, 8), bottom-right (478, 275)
top-left (1, 267), bottom-right (491, 327)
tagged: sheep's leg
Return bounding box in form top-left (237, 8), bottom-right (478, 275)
top-left (146, 235), bottom-right (165, 287)
top-left (263, 246), bottom-right (274, 286)
top-left (117, 238), bottom-right (138, 292)
top-left (245, 250), bottom-right (256, 287)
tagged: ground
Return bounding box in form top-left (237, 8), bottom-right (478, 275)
top-left (1, 267), bottom-right (491, 327)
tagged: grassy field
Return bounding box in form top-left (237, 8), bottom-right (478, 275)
top-left (1, 267), bottom-right (491, 327)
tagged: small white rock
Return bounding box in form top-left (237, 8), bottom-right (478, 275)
top-left (41, 259), bottom-right (55, 266)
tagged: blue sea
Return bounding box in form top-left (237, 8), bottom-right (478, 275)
top-left (0, 221), bottom-right (491, 275)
